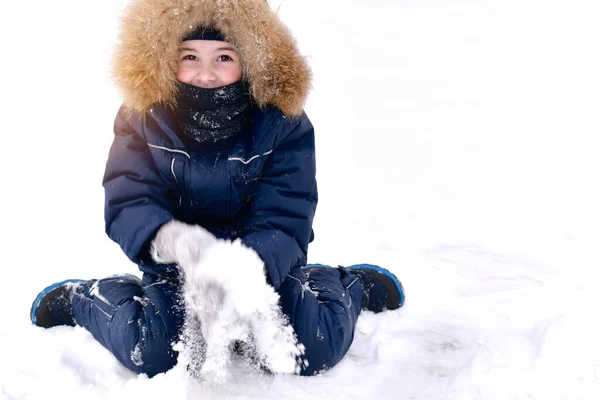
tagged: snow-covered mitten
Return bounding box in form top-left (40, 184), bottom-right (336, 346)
top-left (179, 239), bottom-right (303, 381)
top-left (150, 220), bottom-right (218, 267)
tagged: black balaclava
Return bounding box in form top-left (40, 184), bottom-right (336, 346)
top-left (176, 80), bottom-right (254, 145)
top-left (175, 27), bottom-right (254, 145)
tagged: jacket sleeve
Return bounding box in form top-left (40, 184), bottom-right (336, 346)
top-left (103, 109), bottom-right (176, 264)
top-left (241, 113), bottom-right (318, 290)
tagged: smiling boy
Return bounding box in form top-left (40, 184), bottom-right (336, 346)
top-left (30, 0), bottom-right (405, 378)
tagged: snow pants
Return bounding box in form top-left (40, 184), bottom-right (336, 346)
top-left (71, 265), bottom-right (363, 377)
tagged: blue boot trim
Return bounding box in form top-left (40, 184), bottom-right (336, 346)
top-left (302, 263), bottom-right (332, 269)
top-left (31, 279), bottom-right (86, 325)
top-left (346, 264), bottom-right (405, 308)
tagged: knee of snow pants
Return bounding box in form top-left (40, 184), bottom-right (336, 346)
top-left (71, 271), bottom-right (185, 377)
top-left (277, 266), bottom-right (362, 376)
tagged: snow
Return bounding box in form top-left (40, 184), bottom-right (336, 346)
top-left (1, 0), bottom-right (600, 399)
top-left (174, 236), bottom-right (303, 381)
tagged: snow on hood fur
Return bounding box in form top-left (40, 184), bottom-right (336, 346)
top-left (112, 0), bottom-right (312, 117)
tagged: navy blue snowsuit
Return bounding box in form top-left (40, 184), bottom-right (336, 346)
top-left (71, 105), bottom-right (363, 377)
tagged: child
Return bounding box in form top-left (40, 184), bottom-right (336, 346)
top-left (30, 0), bottom-right (405, 377)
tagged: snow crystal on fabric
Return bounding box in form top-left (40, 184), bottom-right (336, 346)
top-left (131, 344), bottom-right (143, 367)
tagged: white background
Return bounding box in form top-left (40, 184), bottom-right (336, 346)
top-left (1, 0), bottom-right (599, 399)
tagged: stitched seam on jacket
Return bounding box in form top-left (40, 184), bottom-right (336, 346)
top-left (73, 293), bottom-right (114, 320)
top-left (228, 149), bottom-right (273, 165)
top-left (170, 158), bottom-right (178, 184)
top-left (148, 143), bottom-right (191, 159)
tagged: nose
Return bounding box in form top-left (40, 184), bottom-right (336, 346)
top-left (192, 68), bottom-right (218, 88)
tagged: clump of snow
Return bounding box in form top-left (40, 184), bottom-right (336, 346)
top-left (89, 281), bottom-right (112, 306)
top-left (131, 343), bottom-right (144, 367)
top-left (150, 221), bottom-right (305, 381)
top-left (176, 238), bottom-right (304, 383)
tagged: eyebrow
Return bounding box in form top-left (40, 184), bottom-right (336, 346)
top-left (216, 46), bottom-right (238, 52)
top-left (179, 46), bottom-right (238, 53)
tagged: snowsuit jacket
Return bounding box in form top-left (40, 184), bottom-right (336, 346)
top-left (105, 0), bottom-right (316, 290)
top-left (104, 105), bottom-right (317, 290)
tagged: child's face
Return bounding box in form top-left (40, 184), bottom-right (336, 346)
top-left (177, 40), bottom-right (243, 88)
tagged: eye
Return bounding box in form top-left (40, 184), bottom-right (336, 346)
top-left (217, 55), bottom-right (234, 62)
top-left (182, 54), bottom-right (197, 61)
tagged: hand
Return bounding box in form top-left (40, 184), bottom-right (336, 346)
top-left (150, 220), bottom-right (218, 267)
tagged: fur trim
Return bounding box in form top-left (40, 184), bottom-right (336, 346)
top-left (112, 0), bottom-right (312, 117)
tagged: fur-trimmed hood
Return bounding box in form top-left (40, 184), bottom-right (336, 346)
top-left (112, 0), bottom-right (312, 117)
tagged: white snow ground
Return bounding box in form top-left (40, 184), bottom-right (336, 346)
top-left (1, 0), bottom-right (600, 399)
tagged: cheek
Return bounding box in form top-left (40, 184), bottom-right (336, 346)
top-left (176, 67), bottom-right (193, 84)
top-left (220, 65), bottom-right (243, 85)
